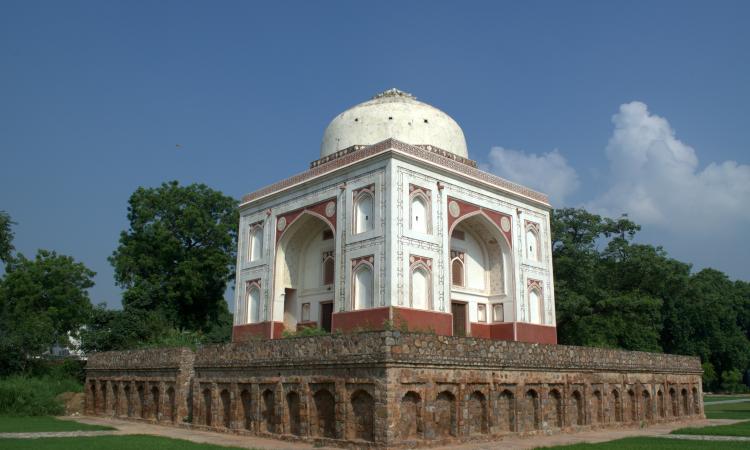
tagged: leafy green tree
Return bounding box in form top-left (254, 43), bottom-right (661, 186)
top-left (0, 211), bottom-right (15, 264)
top-left (78, 304), bottom-right (171, 353)
top-left (552, 207), bottom-right (750, 390)
top-left (701, 362), bottom-right (718, 391)
top-left (109, 181), bottom-right (238, 331)
top-left (552, 208), bottom-right (663, 350)
top-left (0, 250), bottom-right (95, 373)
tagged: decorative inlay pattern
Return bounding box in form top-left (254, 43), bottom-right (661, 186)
top-left (447, 197), bottom-right (513, 249)
top-left (351, 255), bottom-right (375, 267)
top-left (409, 254), bottom-right (432, 268)
top-left (275, 197), bottom-right (337, 244)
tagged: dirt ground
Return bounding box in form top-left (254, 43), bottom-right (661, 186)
top-left (59, 416), bottom-right (739, 450)
top-left (56, 392), bottom-right (84, 416)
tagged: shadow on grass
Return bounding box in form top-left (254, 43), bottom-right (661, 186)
top-left (0, 434), bottom-right (246, 450)
top-left (0, 416), bottom-right (114, 433)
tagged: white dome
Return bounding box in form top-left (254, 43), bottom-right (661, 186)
top-left (320, 89), bottom-right (468, 159)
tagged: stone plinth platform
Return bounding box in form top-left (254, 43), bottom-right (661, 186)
top-left (85, 331), bottom-right (704, 448)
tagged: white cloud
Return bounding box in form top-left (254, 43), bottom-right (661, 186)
top-left (485, 147), bottom-right (580, 206)
top-left (587, 101), bottom-right (750, 235)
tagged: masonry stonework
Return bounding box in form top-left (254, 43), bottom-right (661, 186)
top-left (85, 331), bottom-right (703, 447)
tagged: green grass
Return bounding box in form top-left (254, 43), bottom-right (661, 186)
top-left (704, 400), bottom-right (750, 420)
top-left (0, 416), bottom-right (114, 433)
top-left (0, 435), bottom-right (244, 449)
top-left (704, 395), bottom-right (750, 403)
top-left (539, 437), bottom-right (750, 449)
top-left (672, 420), bottom-right (750, 437)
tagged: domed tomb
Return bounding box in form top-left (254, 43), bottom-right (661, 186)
top-left (320, 88), bottom-right (468, 159)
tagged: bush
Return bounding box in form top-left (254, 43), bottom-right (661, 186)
top-left (28, 359), bottom-right (87, 385)
top-left (0, 375), bottom-right (82, 416)
top-left (282, 327), bottom-right (329, 338)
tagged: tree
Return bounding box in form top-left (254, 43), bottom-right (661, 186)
top-left (0, 250), bottom-right (95, 373)
top-left (109, 181), bottom-right (238, 331)
top-left (552, 208), bottom-right (662, 350)
top-left (78, 304), bottom-right (163, 353)
top-left (0, 211), bottom-right (15, 264)
top-left (552, 207), bottom-right (750, 390)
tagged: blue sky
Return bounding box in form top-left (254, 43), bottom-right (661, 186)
top-left (1, 1), bottom-right (748, 309)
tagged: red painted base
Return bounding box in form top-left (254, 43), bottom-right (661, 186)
top-left (232, 321), bottom-right (284, 341)
top-left (232, 314), bottom-right (557, 344)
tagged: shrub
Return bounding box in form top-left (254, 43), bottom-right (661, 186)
top-left (282, 327), bottom-right (329, 338)
top-left (0, 375), bottom-right (82, 416)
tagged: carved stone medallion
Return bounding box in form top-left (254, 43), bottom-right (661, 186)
top-left (448, 200), bottom-right (460, 218)
top-left (325, 201), bottom-right (336, 218)
top-left (500, 216), bottom-right (511, 233)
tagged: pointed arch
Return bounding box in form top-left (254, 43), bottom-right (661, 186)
top-left (274, 212), bottom-right (335, 329)
top-left (570, 390), bottom-right (584, 426)
top-left (611, 388), bottom-right (623, 422)
top-left (400, 391), bottom-right (423, 440)
top-left (498, 389), bottom-right (515, 432)
top-left (525, 389), bottom-right (541, 431)
top-left (548, 388), bottom-right (563, 428)
top-left (409, 258), bottom-right (432, 310)
top-left (434, 391), bottom-right (457, 437)
top-left (524, 220), bottom-right (541, 261)
top-left (353, 187), bottom-right (375, 234)
top-left (352, 261), bottom-right (374, 310)
top-left (409, 188), bottom-right (431, 234)
top-left (248, 222), bottom-right (264, 262)
top-left (245, 280), bottom-right (261, 324)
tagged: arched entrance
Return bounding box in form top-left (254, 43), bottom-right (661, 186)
top-left (449, 212), bottom-right (513, 336)
top-left (274, 212), bottom-right (335, 333)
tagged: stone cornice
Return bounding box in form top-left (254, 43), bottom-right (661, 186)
top-left (240, 139), bottom-right (551, 208)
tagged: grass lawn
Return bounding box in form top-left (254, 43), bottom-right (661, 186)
top-left (703, 395), bottom-right (750, 403)
top-left (538, 437), bottom-right (750, 449)
top-left (704, 400), bottom-right (750, 420)
top-left (672, 420), bottom-right (750, 437)
top-left (0, 435), bottom-right (244, 449)
top-left (0, 416), bottom-right (114, 433)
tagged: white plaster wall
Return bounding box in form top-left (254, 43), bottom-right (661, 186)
top-left (238, 157), bottom-right (388, 326)
top-left (389, 154), bottom-right (554, 326)
top-left (237, 148), bottom-right (554, 330)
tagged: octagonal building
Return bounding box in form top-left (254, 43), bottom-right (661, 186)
top-left (233, 88), bottom-right (556, 343)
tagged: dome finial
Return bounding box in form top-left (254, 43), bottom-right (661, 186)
top-left (372, 88), bottom-right (415, 100)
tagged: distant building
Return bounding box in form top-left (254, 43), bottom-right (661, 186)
top-left (233, 89), bottom-right (555, 343)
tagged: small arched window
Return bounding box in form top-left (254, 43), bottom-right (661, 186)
top-left (410, 266), bottom-right (430, 310)
top-left (528, 288), bottom-right (543, 324)
top-left (353, 264), bottom-right (374, 309)
top-left (525, 223), bottom-right (540, 262)
top-left (354, 191), bottom-right (374, 234)
top-left (410, 193), bottom-right (429, 234)
top-left (322, 253), bottom-right (335, 286)
top-left (450, 252), bottom-right (464, 287)
top-left (493, 303), bottom-right (504, 322)
top-left (249, 225), bottom-right (263, 262)
top-left (247, 284), bottom-right (261, 323)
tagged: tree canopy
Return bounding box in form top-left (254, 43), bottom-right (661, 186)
top-left (109, 180), bottom-right (238, 331)
top-left (0, 249), bottom-right (95, 374)
top-left (552, 207), bottom-right (750, 390)
top-left (0, 211), bottom-right (14, 264)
